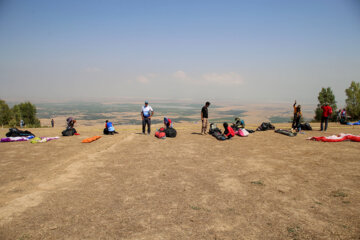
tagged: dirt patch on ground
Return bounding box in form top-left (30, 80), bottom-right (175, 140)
top-left (0, 123), bottom-right (359, 239)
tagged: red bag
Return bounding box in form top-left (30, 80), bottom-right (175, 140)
top-left (155, 131), bottom-right (166, 139)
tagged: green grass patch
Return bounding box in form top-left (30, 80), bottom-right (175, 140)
top-left (251, 180), bottom-right (264, 186)
top-left (190, 205), bottom-right (201, 210)
top-left (331, 190), bottom-right (348, 198)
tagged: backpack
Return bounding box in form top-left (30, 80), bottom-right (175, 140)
top-left (165, 128), bottom-right (177, 138)
top-left (155, 131), bottom-right (166, 139)
top-left (300, 122), bottom-right (312, 131)
top-left (256, 122), bottom-right (275, 131)
top-left (62, 128), bottom-right (76, 136)
top-left (236, 128), bottom-right (249, 137)
top-left (6, 128), bottom-right (34, 137)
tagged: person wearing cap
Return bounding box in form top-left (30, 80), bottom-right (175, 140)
top-left (141, 101), bottom-right (154, 134)
top-left (201, 101), bottom-right (210, 135)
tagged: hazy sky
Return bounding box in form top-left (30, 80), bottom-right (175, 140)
top-left (0, 0), bottom-right (359, 105)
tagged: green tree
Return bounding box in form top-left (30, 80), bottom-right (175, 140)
top-left (11, 102), bottom-right (41, 127)
top-left (11, 104), bottom-right (21, 124)
top-left (0, 99), bottom-right (12, 125)
top-left (314, 87), bottom-right (337, 121)
top-left (345, 81), bottom-right (360, 120)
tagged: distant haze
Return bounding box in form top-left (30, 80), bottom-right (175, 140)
top-left (1, 0), bottom-right (359, 106)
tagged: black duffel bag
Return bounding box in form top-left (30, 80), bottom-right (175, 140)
top-left (6, 128), bottom-right (34, 137)
top-left (62, 128), bottom-right (76, 136)
top-left (165, 128), bottom-right (177, 138)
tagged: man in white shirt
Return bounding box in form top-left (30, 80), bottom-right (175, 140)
top-left (141, 101), bottom-right (154, 134)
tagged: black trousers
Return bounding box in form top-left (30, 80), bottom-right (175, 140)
top-left (321, 116), bottom-right (329, 131)
top-left (292, 114), bottom-right (297, 128)
top-left (142, 118), bottom-right (151, 134)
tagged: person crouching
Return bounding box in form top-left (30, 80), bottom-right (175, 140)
top-left (104, 120), bottom-right (118, 135)
top-left (223, 122), bottom-right (235, 139)
top-left (164, 117), bottom-right (173, 128)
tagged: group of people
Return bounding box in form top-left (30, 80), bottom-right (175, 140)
top-left (63, 100), bottom-right (344, 137)
top-left (292, 100), bottom-right (334, 132)
top-left (337, 108), bottom-right (347, 124)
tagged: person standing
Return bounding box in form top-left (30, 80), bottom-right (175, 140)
top-left (20, 119), bottom-right (24, 128)
top-left (293, 104), bottom-right (302, 131)
top-left (51, 118), bottom-right (55, 128)
top-left (141, 101), bottom-right (154, 134)
top-left (201, 101), bottom-right (210, 135)
top-left (320, 103), bottom-right (333, 131)
top-left (292, 100), bottom-right (302, 129)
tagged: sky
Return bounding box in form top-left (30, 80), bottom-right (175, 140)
top-left (0, 0), bottom-right (359, 105)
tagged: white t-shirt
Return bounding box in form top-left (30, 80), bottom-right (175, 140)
top-left (142, 105), bottom-right (153, 118)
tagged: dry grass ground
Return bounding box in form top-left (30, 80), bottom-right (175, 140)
top-left (0, 123), bottom-right (359, 239)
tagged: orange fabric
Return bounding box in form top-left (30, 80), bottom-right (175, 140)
top-left (82, 136), bottom-right (101, 143)
top-left (293, 106), bottom-right (302, 117)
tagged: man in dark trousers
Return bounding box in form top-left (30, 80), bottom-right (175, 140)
top-left (141, 101), bottom-right (154, 134)
top-left (201, 101), bottom-right (210, 135)
top-left (51, 118), bottom-right (55, 128)
top-left (321, 103), bottom-right (333, 131)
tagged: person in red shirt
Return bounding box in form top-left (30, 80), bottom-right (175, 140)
top-left (321, 103), bottom-right (333, 131)
top-left (223, 122), bottom-right (235, 139)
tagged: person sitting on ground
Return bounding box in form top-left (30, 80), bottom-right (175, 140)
top-left (164, 117), bottom-right (173, 128)
top-left (104, 120), bottom-right (118, 135)
top-left (232, 117), bottom-right (245, 130)
top-left (223, 122), bottom-right (235, 139)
